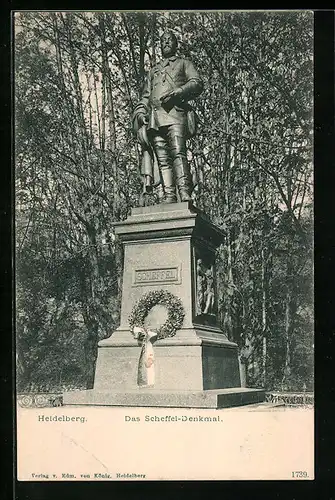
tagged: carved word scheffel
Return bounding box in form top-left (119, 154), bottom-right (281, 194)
top-left (133, 267), bottom-right (180, 286)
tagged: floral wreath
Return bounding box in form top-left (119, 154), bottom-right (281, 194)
top-left (128, 289), bottom-right (185, 340)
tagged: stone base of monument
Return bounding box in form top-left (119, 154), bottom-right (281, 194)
top-left (63, 387), bottom-right (265, 409)
top-left (63, 202), bottom-right (265, 409)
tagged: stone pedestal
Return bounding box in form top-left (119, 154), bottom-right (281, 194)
top-left (64, 202), bottom-right (264, 408)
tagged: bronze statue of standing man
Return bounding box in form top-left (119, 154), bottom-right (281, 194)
top-left (133, 30), bottom-right (204, 204)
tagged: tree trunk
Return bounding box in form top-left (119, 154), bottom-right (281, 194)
top-left (282, 239), bottom-right (296, 389)
top-left (261, 246), bottom-right (267, 387)
top-left (138, 14), bottom-right (146, 89)
top-left (83, 318), bottom-right (99, 389)
top-left (151, 14), bottom-right (157, 66)
top-left (99, 14), bottom-right (118, 217)
top-left (282, 282), bottom-right (292, 388)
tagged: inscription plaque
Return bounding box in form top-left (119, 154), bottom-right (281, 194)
top-left (132, 266), bottom-right (181, 286)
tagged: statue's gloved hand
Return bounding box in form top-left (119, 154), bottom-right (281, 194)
top-left (138, 113), bottom-right (149, 127)
top-left (160, 87), bottom-right (183, 105)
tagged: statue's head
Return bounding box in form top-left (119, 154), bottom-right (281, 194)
top-left (160, 30), bottom-right (178, 58)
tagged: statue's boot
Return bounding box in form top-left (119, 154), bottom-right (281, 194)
top-left (169, 129), bottom-right (192, 202)
top-left (160, 167), bottom-right (177, 203)
top-left (174, 157), bottom-right (193, 202)
top-left (152, 132), bottom-right (177, 203)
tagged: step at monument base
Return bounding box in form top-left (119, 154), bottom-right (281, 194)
top-left (63, 387), bottom-right (265, 409)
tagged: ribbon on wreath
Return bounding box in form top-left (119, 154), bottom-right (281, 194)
top-left (133, 326), bottom-right (158, 387)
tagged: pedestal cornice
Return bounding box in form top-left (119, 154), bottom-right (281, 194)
top-left (114, 201), bottom-right (225, 248)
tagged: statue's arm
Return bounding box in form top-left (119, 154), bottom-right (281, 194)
top-left (178, 59), bottom-right (204, 101)
top-left (139, 70), bottom-right (151, 108)
top-left (132, 71), bottom-right (151, 133)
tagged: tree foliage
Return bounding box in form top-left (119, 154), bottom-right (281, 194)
top-left (15, 11), bottom-right (313, 392)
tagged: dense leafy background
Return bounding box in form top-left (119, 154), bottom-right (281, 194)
top-left (15, 11), bottom-right (313, 392)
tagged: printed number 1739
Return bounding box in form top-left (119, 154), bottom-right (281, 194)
top-left (292, 471), bottom-right (309, 478)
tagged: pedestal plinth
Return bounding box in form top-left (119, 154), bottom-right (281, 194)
top-left (63, 202), bottom-right (264, 408)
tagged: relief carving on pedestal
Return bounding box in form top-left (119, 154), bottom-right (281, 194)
top-left (196, 258), bottom-right (216, 316)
